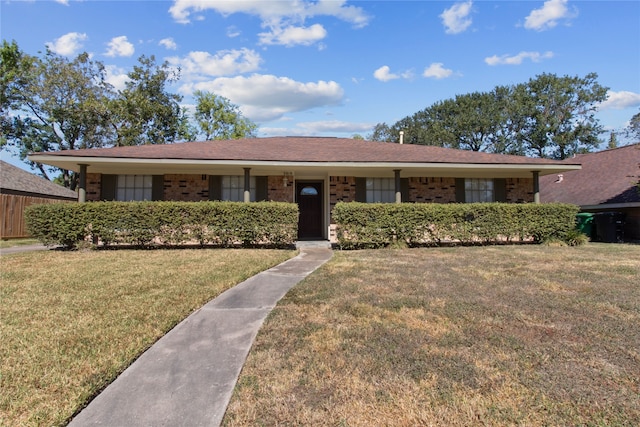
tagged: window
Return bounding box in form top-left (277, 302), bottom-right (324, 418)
top-left (300, 186), bottom-right (318, 196)
top-left (116, 175), bottom-right (153, 201)
top-left (366, 178), bottom-right (395, 203)
top-left (222, 175), bottom-right (256, 202)
top-left (465, 178), bottom-right (494, 203)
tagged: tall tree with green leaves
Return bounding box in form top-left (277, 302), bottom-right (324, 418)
top-left (192, 91), bottom-right (257, 140)
top-left (385, 72), bottom-right (608, 159)
top-left (109, 55), bottom-right (183, 146)
top-left (1, 41), bottom-right (113, 186)
top-left (626, 109), bottom-right (640, 142)
top-left (516, 72), bottom-right (608, 159)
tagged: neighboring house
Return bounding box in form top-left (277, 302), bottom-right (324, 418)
top-left (29, 137), bottom-right (580, 241)
top-left (1, 160), bottom-right (77, 239)
top-left (540, 143), bottom-right (640, 242)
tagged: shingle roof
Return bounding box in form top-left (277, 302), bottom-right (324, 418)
top-left (31, 136), bottom-right (577, 166)
top-left (540, 143), bottom-right (640, 206)
top-left (0, 160), bottom-right (77, 199)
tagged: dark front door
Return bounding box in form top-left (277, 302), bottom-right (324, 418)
top-left (297, 181), bottom-right (323, 239)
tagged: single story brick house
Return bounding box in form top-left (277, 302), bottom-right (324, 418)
top-left (29, 137), bottom-right (580, 241)
top-left (540, 143), bottom-right (640, 241)
top-left (1, 160), bottom-right (77, 238)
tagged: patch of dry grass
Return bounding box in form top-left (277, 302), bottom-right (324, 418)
top-left (0, 248), bottom-right (295, 427)
top-left (224, 244), bottom-right (640, 426)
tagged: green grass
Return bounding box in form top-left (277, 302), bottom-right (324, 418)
top-left (0, 248), bottom-right (296, 427)
top-left (224, 244), bottom-right (640, 426)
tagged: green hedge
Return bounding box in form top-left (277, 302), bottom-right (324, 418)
top-left (332, 202), bottom-right (580, 249)
top-left (25, 201), bottom-right (299, 249)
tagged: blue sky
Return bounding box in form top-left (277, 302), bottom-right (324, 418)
top-left (2, 0), bottom-right (639, 170)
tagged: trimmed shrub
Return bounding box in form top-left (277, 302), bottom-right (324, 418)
top-left (332, 202), bottom-right (579, 249)
top-left (25, 201), bottom-right (298, 250)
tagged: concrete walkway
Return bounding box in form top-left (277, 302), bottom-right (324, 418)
top-left (68, 246), bottom-right (333, 427)
top-left (0, 243), bottom-right (49, 255)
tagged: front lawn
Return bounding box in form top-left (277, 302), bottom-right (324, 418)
top-left (0, 248), bottom-right (295, 426)
top-left (224, 244), bottom-right (640, 426)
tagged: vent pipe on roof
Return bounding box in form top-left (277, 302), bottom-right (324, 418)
top-left (399, 131), bottom-right (404, 144)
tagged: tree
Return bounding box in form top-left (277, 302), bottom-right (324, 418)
top-left (192, 91), bottom-right (257, 140)
top-left (608, 131), bottom-right (618, 149)
top-left (516, 73), bottom-right (608, 159)
top-left (626, 109), bottom-right (640, 141)
top-left (1, 42), bottom-right (113, 186)
top-left (388, 72), bottom-right (608, 159)
top-left (367, 123), bottom-right (393, 142)
top-left (109, 55), bottom-right (183, 146)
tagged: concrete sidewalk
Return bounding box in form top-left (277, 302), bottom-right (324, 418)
top-left (68, 247), bottom-right (333, 427)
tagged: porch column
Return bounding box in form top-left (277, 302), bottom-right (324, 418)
top-left (532, 171), bottom-right (540, 204)
top-left (243, 168), bottom-right (251, 203)
top-left (394, 169), bottom-right (402, 204)
top-left (78, 164), bottom-right (87, 203)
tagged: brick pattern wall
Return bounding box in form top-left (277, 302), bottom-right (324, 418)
top-left (506, 178), bottom-right (534, 203)
top-left (86, 173), bottom-right (101, 201)
top-left (164, 174), bottom-right (209, 201)
top-left (329, 176), bottom-right (356, 211)
top-left (268, 176), bottom-right (294, 202)
top-left (408, 177), bottom-right (457, 203)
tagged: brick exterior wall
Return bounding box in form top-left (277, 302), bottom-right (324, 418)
top-left (84, 173), bottom-right (534, 204)
top-left (408, 177), bottom-right (457, 203)
top-left (86, 173), bottom-right (101, 201)
top-left (163, 174), bottom-right (209, 201)
top-left (505, 178), bottom-right (534, 203)
top-left (268, 176), bottom-right (294, 202)
top-left (329, 176), bottom-right (357, 211)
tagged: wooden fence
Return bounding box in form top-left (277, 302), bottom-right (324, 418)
top-left (0, 194), bottom-right (75, 239)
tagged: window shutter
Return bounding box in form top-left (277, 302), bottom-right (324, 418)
top-left (101, 174), bottom-right (117, 201)
top-left (401, 178), bottom-right (410, 202)
top-left (256, 176), bottom-right (268, 201)
top-left (355, 177), bottom-right (367, 202)
top-left (152, 175), bottom-right (164, 201)
top-left (494, 178), bottom-right (507, 202)
top-left (455, 178), bottom-right (466, 203)
top-left (208, 175), bottom-right (221, 201)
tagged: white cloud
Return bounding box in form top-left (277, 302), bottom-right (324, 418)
top-left (159, 37), bottom-right (178, 50)
top-left (169, 0), bottom-right (370, 27)
top-left (55, 0), bottom-right (70, 5)
top-left (423, 63), bottom-right (453, 79)
top-left (182, 74), bottom-right (344, 122)
top-left (259, 24), bottom-right (327, 47)
top-left (373, 65), bottom-right (413, 82)
top-left (46, 32), bottom-right (87, 56)
top-left (104, 65), bottom-right (130, 92)
top-left (524, 0), bottom-right (575, 31)
top-left (485, 51), bottom-right (554, 66)
top-left (374, 66), bottom-right (398, 82)
top-left (599, 91), bottom-right (640, 110)
top-left (168, 48), bottom-right (262, 80)
top-left (105, 36), bottom-right (135, 57)
top-left (440, 1), bottom-right (473, 35)
top-left (226, 26), bottom-right (241, 38)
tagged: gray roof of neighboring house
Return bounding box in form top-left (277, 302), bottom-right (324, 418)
top-left (540, 143), bottom-right (640, 206)
top-left (0, 160), bottom-right (77, 199)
